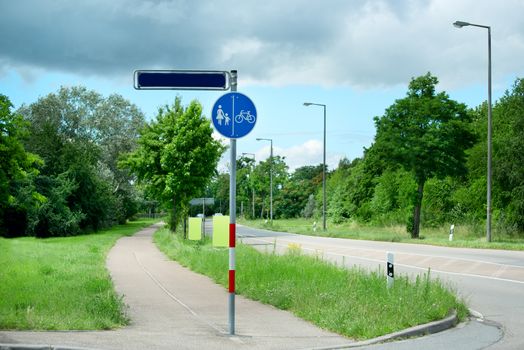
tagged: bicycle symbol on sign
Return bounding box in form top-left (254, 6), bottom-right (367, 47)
top-left (235, 110), bottom-right (256, 124)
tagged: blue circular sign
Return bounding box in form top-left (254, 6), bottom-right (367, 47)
top-left (211, 92), bottom-right (256, 139)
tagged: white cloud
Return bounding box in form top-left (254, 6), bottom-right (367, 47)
top-left (281, 140), bottom-right (323, 171)
top-left (1, 0), bottom-right (523, 89)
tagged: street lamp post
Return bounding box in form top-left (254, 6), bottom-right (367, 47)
top-left (242, 152), bottom-right (256, 218)
top-left (303, 102), bottom-right (327, 231)
top-left (256, 138), bottom-right (273, 224)
top-left (453, 20), bottom-right (492, 242)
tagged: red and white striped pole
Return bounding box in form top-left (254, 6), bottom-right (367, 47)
top-left (228, 70), bottom-right (237, 335)
top-left (229, 223), bottom-right (236, 294)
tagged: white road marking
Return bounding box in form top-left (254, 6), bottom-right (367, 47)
top-left (242, 237), bottom-right (524, 285)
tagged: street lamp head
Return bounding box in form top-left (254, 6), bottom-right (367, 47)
top-left (453, 21), bottom-right (470, 28)
top-left (303, 102), bottom-right (326, 108)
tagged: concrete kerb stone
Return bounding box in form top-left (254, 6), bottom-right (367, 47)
top-left (0, 298), bottom-right (483, 350)
top-left (468, 308), bottom-right (484, 320)
top-left (0, 346), bottom-right (48, 350)
top-left (305, 310), bottom-right (459, 350)
top-left (0, 345), bottom-right (101, 350)
top-left (303, 306), bottom-right (489, 349)
top-left (0, 310), bottom-right (460, 350)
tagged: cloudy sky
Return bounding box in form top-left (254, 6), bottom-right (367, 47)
top-left (1, 0), bottom-right (523, 171)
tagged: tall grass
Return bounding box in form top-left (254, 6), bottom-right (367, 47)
top-left (0, 218), bottom-right (158, 330)
top-left (238, 218), bottom-right (524, 250)
top-left (154, 228), bottom-right (467, 340)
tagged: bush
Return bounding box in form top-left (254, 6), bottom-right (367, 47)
top-left (367, 169), bottom-right (415, 226)
top-left (421, 178), bottom-right (456, 227)
top-left (301, 194), bottom-right (316, 218)
top-left (32, 174), bottom-right (84, 237)
top-left (2, 206), bottom-right (28, 237)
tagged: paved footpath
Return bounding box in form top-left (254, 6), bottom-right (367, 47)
top-left (0, 224), bottom-right (350, 350)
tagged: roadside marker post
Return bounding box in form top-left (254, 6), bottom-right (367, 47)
top-left (449, 224), bottom-right (455, 241)
top-left (387, 252), bottom-right (394, 289)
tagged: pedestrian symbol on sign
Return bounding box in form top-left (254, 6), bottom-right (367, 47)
top-left (216, 105), bottom-right (225, 125)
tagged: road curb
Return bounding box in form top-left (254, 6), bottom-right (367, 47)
top-left (306, 310), bottom-right (458, 349)
top-left (0, 311), bottom-right (460, 350)
top-left (0, 310), bottom-right (484, 350)
top-left (468, 308), bottom-right (484, 320)
top-left (0, 345), bottom-right (101, 350)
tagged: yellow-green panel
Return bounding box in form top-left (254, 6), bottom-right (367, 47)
top-left (212, 215), bottom-right (229, 247)
top-left (188, 217), bottom-right (202, 240)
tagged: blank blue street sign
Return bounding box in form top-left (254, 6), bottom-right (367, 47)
top-left (134, 70), bottom-right (229, 90)
top-left (212, 92), bottom-right (257, 139)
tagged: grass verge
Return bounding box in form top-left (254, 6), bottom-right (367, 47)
top-left (0, 218), bottom-right (159, 330)
top-left (154, 228), bottom-right (467, 340)
top-left (238, 218), bottom-right (524, 250)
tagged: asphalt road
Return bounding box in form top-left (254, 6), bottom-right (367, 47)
top-left (237, 224), bottom-right (524, 350)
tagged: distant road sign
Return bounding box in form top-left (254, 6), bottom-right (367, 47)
top-left (134, 70), bottom-right (229, 90)
top-left (189, 198), bottom-right (215, 206)
top-left (212, 92), bottom-right (257, 139)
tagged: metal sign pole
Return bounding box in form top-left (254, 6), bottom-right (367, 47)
top-left (202, 198), bottom-right (205, 238)
top-left (209, 70), bottom-right (255, 336)
top-left (228, 70), bottom-right (238, 335)
top-left (134, 68), bottom-right (253, 337)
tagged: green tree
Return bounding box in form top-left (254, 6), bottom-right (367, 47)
top-left (278, 179), bottom-right (309, 218)
top-left (19, 87), bottom-right (102, 175)
top-left (325, 159), bottom-right (358, 223)
top-left (302, 194), bottom-right (316, 218)
top-left (91, 94), bottom-right (145, 223)
top-left (250, 156), bottom-right (288, 219)
top-left (236, 156), bottom-right (256, 217)
top-left (490, 78), bottom-right (524, 233)
top-left (369, 168), bottom-right (416, 226)
top-left (31, 173), bottom-right (85, 237)
top-left (421, 177), bottom-right (458, 227)
top-left (290, 164), bottom-right (324, 218)
top-left (465, 78), bottom-right (524, 234)
top-left (208, 173), bottom-right (230, 214)
top-left (18, 86), bottom-right (145, 234)
top-left (292, 164), bottom-right (324, 183)
top-left (325, 155), bottom-right (380, 223)
top-left (123, 98), bottom-right (224, 232)
top-left (0, 94), bottom-right (42, 236)
top-left (372, 73), bottom-right (475, 238)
